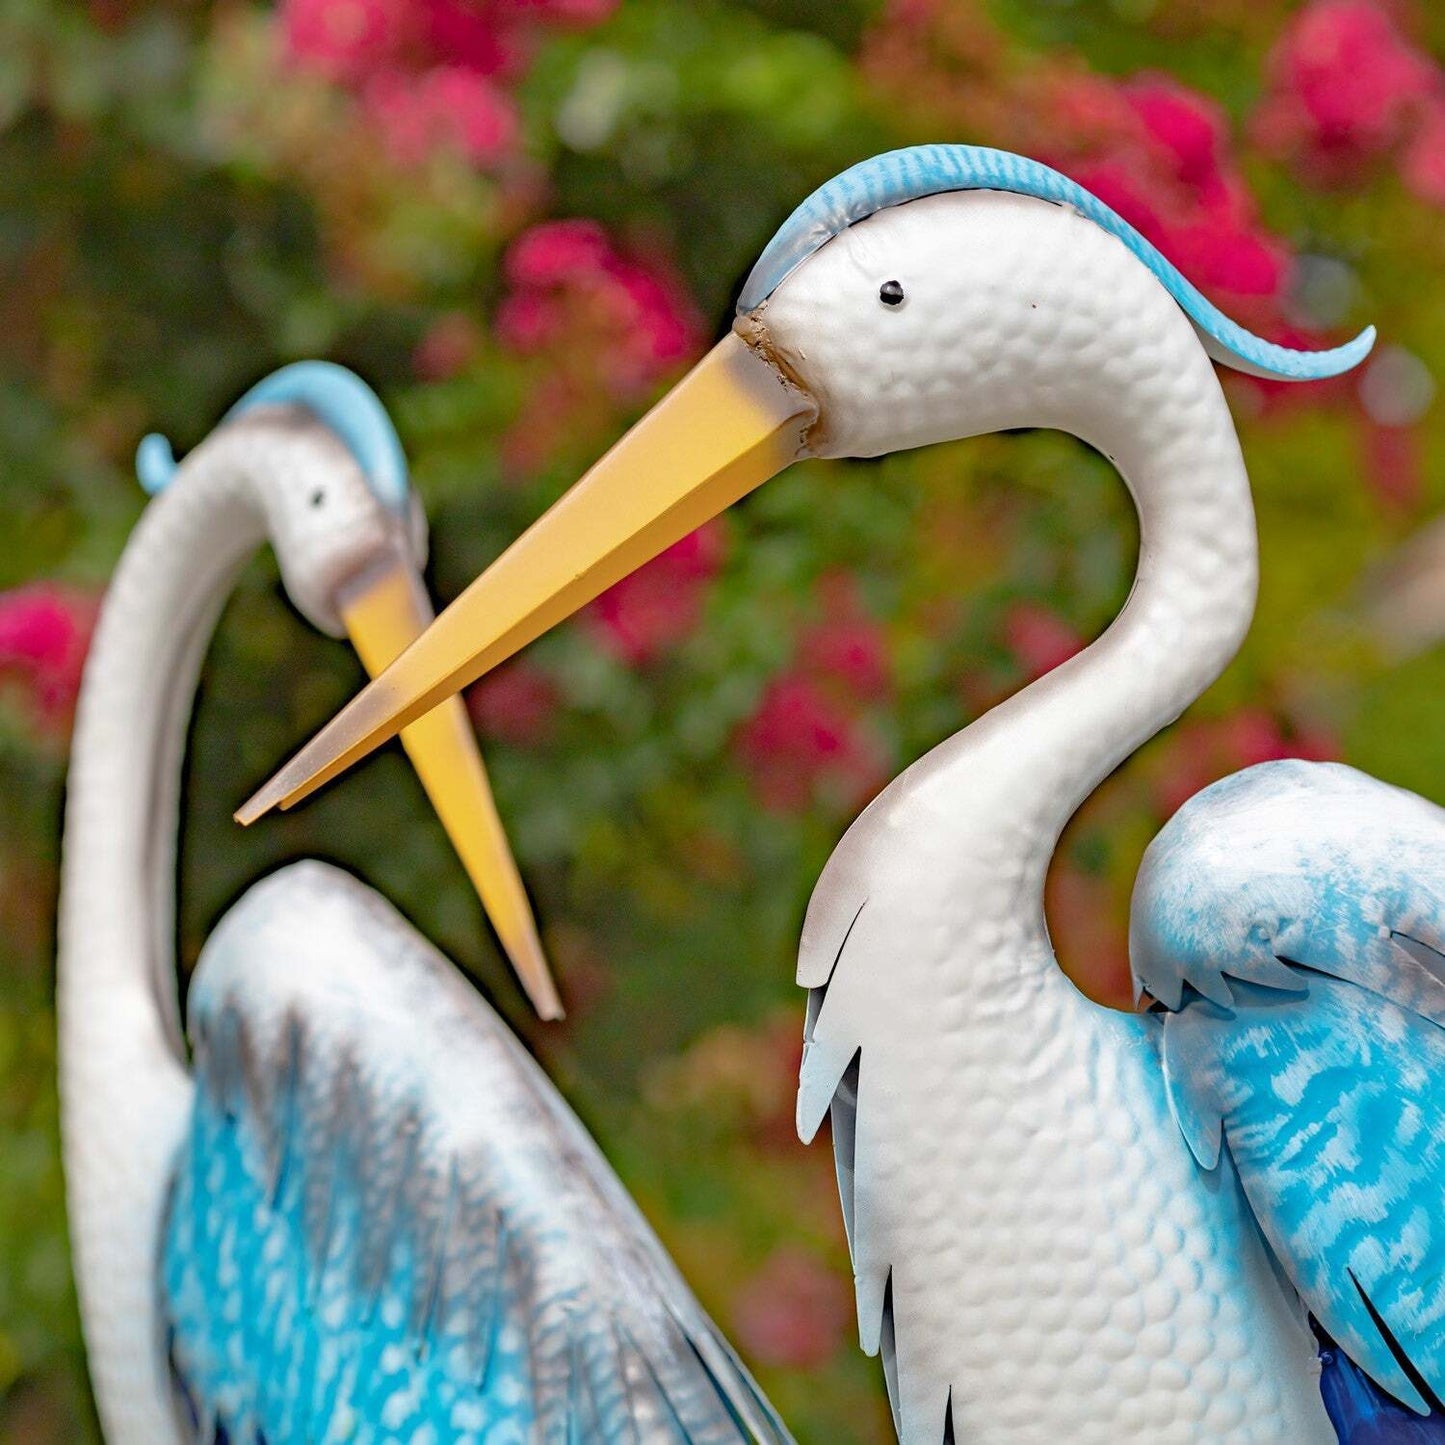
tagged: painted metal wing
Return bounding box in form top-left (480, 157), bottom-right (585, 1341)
top-left (791, 760), bottom-right (1334, 1442)
top-left (161, 860), bottom-right (790, 1445)
top-left (1134, 760), bottom-right (1445, 1417)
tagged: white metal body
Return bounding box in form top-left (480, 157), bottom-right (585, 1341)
top-left (762, 192), bottom-right (1334, 1441)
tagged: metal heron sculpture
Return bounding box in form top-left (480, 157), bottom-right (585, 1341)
top-left (245, 148), bottom-right (1445, 1441)
top-left (59, 365), bottom-right (788, 1444)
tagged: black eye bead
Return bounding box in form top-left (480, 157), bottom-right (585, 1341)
top-left (310, 489), bottom-right (326, 508)
top-left (878, 279), bottom-right (905, 307)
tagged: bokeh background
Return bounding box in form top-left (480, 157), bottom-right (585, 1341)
top-left (2, 0), bottom-right (1444, 1438)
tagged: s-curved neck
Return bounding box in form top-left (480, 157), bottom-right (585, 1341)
top-left (914, 331), bottom-right (1258, 979)
top-left (57, 428), bottom-right (266, 1444)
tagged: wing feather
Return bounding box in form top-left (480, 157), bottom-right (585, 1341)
top-left (1138, 761), bottom-right (1445, 1417)
top-left (163, 861), bottom-right (790, 1444)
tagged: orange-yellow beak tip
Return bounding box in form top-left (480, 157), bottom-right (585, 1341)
top-left (240, 546), bottom-right (565, 1021)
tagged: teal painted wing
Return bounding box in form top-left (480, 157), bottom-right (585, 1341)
top-left (1161, 977), bottom-right (1445, 1416)
top-left (1133, 761), bottom-right (1445, 1416)
top-left (162, 861), bottom-right (790, 1445)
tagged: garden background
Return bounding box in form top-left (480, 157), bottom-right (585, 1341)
top-left (3, 0), bottom-right (1444, 1438)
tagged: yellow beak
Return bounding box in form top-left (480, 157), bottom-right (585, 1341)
top-left (334, 547), bottom-right (563, 1021)
top-left (237, 331), bottom-right (815, 821)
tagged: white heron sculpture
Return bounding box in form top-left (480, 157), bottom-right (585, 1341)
top-left (59, 364), bottom-right (789, 1444)
top-left (243, 148), bottom-right (1445, 1441)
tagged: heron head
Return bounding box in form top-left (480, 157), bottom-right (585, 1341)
top-left (144, 364), bottom-right (561, 1020)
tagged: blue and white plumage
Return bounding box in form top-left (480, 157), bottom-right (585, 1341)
top-left (137, 361), bottom-right (412, 514)
top-left (1135, 761), bottom-right (1445, 1425)
top-left (163, 864), bottom-right (785, 1445)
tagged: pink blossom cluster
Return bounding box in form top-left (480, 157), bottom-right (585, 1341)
top-left (498, 220), bottom-right (703, 398)
top-left (1046, 71), bottom-right (1290, 301)
top-left (587, 523), bottom-right (727, 667)
top-left (467, 656), bottom-right (559, 744)
top-left (467, 527), bottom-right (726, 741)
top-left (734, 576), bottom-right (891, 814)
top-left (495, 219), bottom-right (705, 472)
top-left (0, 584), bottom-right (97, 735)
top-left (278, 0), bottom-right (616, 167)
top-left (1044, 862), bottom-right (1132, 1009)
top-left (864, 3), bottom-right (1298, 308)
top-left (1001, 600), bottom-right (1083, 684)
top-left (1253, 0), bottom-right (1445, 206)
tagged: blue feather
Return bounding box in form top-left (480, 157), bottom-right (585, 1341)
top-left (1321, 1333), bottom-right (1445, 1441)
top-left (1134, 761), bottom-right (1445, 1420)
top-left (162, 862), bottom-right (791, 1445)
top-left (739, 145), bottom-right (1373, 381)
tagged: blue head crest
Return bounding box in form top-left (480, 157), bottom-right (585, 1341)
top-left (136, 362), bottom-right (410, 513)
top-left (738, 145), bottom-right (1374, 383)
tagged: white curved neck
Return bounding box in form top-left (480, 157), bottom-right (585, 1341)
top-left (890, 339), bottom-right (1258, 986)
top-left (57, 432), bottom-right (266, 1443)
top-left (998, 393), bottom-right (1254, 861)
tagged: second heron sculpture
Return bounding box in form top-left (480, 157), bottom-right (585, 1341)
top-left (59, 366), bottom-right (787, 1444)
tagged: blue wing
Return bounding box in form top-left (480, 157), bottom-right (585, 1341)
top-left (1134, 761), bottom-right (1445, 1419)
top-left (162, 861), bottom-right (790, 1445)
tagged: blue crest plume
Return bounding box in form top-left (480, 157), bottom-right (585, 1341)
top-left (738, 145), bottom-right (1375, 383)
top-left (136, 361), bottom-right (409, 513)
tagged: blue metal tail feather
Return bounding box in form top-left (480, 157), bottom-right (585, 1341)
top-left (1321, 1333), bottom-right (1445, 1442)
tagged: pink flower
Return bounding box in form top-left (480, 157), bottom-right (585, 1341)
top-left (1150, 709), bottom-right (1336, 819)
top-left (588, 523), bottom-right (726, 666)
top-left (499, 220), bottom-right (702, 394)
top-left (1002, 601), bottom-right (1082, 682)
top-left (0, 585), bottom-right (98, 732)
top-left (1163, 218), bottom-right (1287, 299)
top-left (495, 0), bottom-right (618, 24)
top-left (734, 673), bottom-right (885, 814)
top-left (494, 291), bottom-right (560, 353)
top-left (606, 259), bottom-right (700, 390)
top-left (504, 219), bottom-right (613, 288)
top-left (1068, 149), bottom-right (1286, 301)
top-left (497, 220), bottom-right (704, 471)
top-left (1042, 70), bottom-right (1141, 154)
top-left (1066, 159), bottom-right (1167, 247)
top-left (420, 0), bottom-right (520, 79)
top-left (1126, 76), bottom-right (1230, 207)
top-left (1045, 864), bottom-right (1132, 1009)
top-left (731, 1247), bottom-right (852, 1371)
top-left (467, 659), bottom-right (558, 745)
top-left (364, 64), bottom-right (518, 168)
top-left (279, 0), bottom-right (409, 84)
top-left (1253, 0), bottom-right (1439, 183)
top-left (1362, 420), bottom-right (1423, 510)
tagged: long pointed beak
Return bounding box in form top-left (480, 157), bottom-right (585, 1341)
top-left (333, 548), bottom-right (563, 1021)
top-left (237, 331), bottom-right (815, 820)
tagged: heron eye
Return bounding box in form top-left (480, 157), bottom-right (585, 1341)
top-left (878, 279), bottom-right (905, 307)
top-left (310, 489), bottom-right (326, 508)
